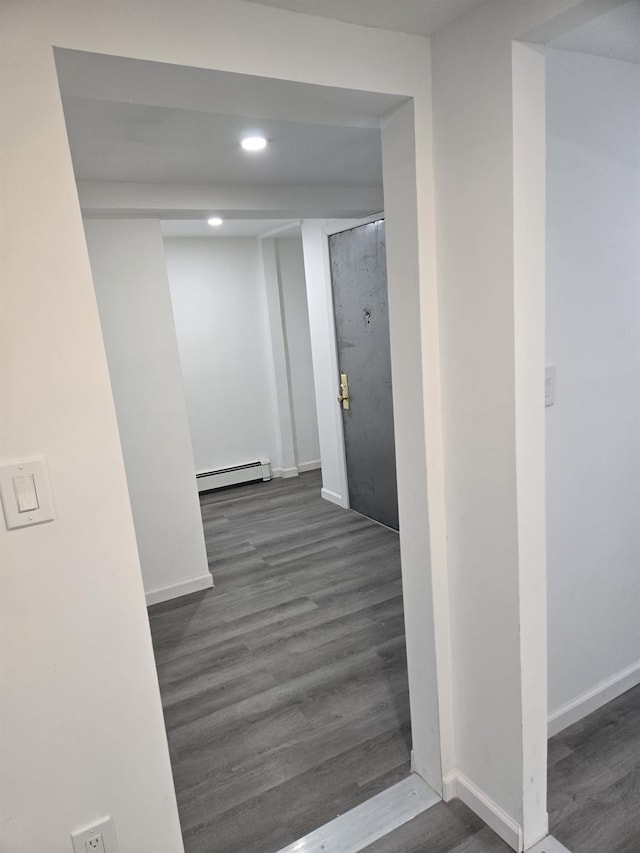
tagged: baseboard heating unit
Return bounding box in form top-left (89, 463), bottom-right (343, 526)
top-left (196, 459), bottom-right (271, 492)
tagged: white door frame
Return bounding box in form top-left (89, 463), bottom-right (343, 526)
top-left (300, 95), bottom-right (452, 791)
top-left (44, 6), bottom-right (450, 816)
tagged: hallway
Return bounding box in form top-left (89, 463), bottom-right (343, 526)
top-left (148, 472), bottom-right (411, 853)
top-left (149, 472), bottom-right (640, 853)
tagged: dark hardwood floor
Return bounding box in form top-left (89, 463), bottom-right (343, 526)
top-left (149, 471), bottom-right (640, 853)
top-left (148, 471), bottom-right (411, 853)
top-left (548, 681), bottom-right (640, 853)
top-left (362, 800), bottom-right (499, 853)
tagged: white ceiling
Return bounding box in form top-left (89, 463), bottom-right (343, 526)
top-left (244, 0), bottom-right (487, 37)
top-left (57, 1), bottom-right (640, 231)
top-left (56, 50), bottom-right (396, 224)
top-left (550, 1), bottom-right (640, 65)
top-left (62, 97), bottom-right (383, 187)
top-left (160, 219), bottom-right (300, 238)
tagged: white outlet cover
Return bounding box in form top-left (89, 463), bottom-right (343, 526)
top-left (71, 817), bottom-right (118, 853)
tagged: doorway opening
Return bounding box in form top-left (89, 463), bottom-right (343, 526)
top-left (54, 47), bottom-right (444, 853)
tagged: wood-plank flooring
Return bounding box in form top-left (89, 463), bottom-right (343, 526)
top-left (148, 471), bottom-right (411, 853)
top-left (548, 682), bottom-right (640, 852)
top-left (150, 472), bottom-right (640, 853)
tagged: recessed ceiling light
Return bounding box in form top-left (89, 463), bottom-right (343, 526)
top-left (240, 136), bottom-right (268, 152)
top-left (207, 217), bottom-right (223, 227)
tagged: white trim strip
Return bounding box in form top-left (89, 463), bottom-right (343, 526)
top-left (321, 487), bottom-right (348, 508)
top-left (323, 212), bottom-right (385, 236)
top-left (548, 659), bottom-right (640, 737)
top-left (298, 460), bottom-right (321, 473)
top-left (145, 572), bottom-right (213, 606)
top-left (272, 466), bottom-right (299, 479)
top-left (275, 775), bottom-right (439, 853)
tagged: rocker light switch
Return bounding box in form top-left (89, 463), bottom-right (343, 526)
top-left (0, 457), bottom-right (55, 529)
top-left (545, 365), bottom-right (556, 407)
top-left (13, 474), bottom-right (39, 512)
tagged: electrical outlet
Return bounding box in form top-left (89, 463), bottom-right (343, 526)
top-left (71, 817), bottom-right (118, 853)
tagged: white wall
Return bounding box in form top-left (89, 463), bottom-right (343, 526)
top-left (430, 2), bottom-right (606, 847)
top-left (381, 102), bottom-right (452, 796)
top-left (0, 22), bottom-right (184, 851)
top-left (546, 49), bottom-right (640, 725)
top-left (1, 2), bottom-right (444, 848)
top-left (432, 4), bottom-right (623, 848)
top-left (433, 15), bottom-right (546, 849)
top-left (164, 237), bottom-right (280, 472)
top-left (83, 218), bottom-right (211, 604)
top-left (1, 2), bottom-right (451, 843)
top-left (261, 236), bottom-right (299, 476)
top-left (275, 235), bottom-right (321, 468)
top-left (164, 236), bottom-right (320, 478)
top-left (3, 0), bottom-right (598, 848)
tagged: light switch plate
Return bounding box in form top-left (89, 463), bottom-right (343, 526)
top-left (0, 456), bottom-right (55, 530)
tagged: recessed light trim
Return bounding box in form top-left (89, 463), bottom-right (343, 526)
top-left (240, 136), bottom-right (268, 152)
top-left (207, 217), bottom-right (223, 227)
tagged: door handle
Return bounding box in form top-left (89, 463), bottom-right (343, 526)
top-left (337, 373), bottom-right (350, 410)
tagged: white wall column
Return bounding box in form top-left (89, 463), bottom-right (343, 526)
top-left (433, 7), bottom-right (548, 845)
top-left (431, 1), bottom-right (619, 848)
top-left (300, 220), bottom-right (350, 507)
top-left (275, 236), bottom-right (321, 470)
top-left (382, 100), bottom-right (449, 795)
top-left (260, 237), bottom-right (298, 477)
top-left (512, 41), bottom-right (548, 847)
top-left (84, 218), bottom-right (212, 605)
top-left (0, 38), bottom-right (184, 852)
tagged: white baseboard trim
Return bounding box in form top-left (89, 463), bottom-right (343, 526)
top-left (443, 771), bottom-right (522, 852)
top-left (548, 659), bottom-right (640, 737)
top-left (442, 772), bottom-right (456, 803)
top-left (298, 460), bottom-right (321, 473)
top-left (272, 466), bottom-right (299, 479)
top-left (321, 487), bottom-right (348, 509)
top-left (145, 572), bottom-right (213, 606)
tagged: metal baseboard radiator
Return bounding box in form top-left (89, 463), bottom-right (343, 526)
top-left (196, 459), bottom-right (271, 492)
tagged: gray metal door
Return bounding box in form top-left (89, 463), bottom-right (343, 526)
top-left (329, 219), bottom-right (399, 530)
